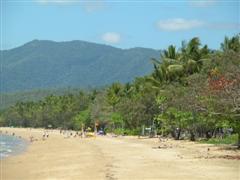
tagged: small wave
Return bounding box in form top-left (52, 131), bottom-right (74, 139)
top-left (6, 149), bottom-right (12, 152)
top-left (0, 135), bottom-right (28, 159)
top-left (0, 142), bottom-right (6, 145)
top-left (0, 148), bottom-right (12, 153)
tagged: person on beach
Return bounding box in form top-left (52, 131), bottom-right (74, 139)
top-left (44, 130), bottom-right (49, 138)
top-left (30, 135), bottom-right (34, 142)
top-left (42, 133), bottom-right (46, 140)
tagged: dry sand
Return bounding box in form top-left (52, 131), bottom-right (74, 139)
top-left (0, 127), bottom-right (239, 180)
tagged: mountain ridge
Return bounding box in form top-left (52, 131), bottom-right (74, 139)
top-left (1, 40), bottom-right (160, 92)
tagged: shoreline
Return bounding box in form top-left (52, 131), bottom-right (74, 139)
top-left (1, 127), bottom-right (239, 180)
top-left (0, 134), bottom-right (29, 159)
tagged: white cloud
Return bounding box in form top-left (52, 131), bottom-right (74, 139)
top-left (156, 18), bottom-right (239, 31)
top-left (37, 0), bottom-right (71, 4)
top-left (189, 0), bottom-right (217, 7)
top-left (157, 18), bottom-right (205, 31)
top-left (102, 32), bottom-right (121, 44)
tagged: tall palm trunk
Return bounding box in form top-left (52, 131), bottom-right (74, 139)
top-left (238, 131), bottom-right (240, 149)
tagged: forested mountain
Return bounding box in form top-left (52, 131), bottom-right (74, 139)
top-left (0, 40), bottom-right (160, 92)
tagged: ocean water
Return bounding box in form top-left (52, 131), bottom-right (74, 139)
top-left (0, 134), bottom-right (28, 159)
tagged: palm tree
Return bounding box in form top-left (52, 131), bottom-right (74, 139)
top-left (221, 34), bottom-right (240, 52)
top-left (150, 45), bottom-right (185, 84)
top-left (161, 45), bottom-right (179, 60)
top-left (221, 36), bottom-right (230, 52)
top-left (107, 83), bottom-right (122, 110)
top-left (123, 82), bottom-right (133, 97)
top-left (149, 38), bottom-right (211, 86)
top-left (180, 37), bottom-right (210, 74)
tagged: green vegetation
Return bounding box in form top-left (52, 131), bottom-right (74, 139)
top-left (199, 134), bottom-right (238, 145)
top-left (0, 88), bottom-right (86, 110)
top-left (1, 34), bottom-right (239, 148)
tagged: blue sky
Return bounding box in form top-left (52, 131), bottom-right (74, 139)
top-left (1, 0), bottom-right (239, 50)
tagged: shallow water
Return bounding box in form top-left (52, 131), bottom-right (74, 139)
top-left (0, 134), bottom-right (28, 159)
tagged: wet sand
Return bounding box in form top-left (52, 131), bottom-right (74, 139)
top-left (1, 127), bottom-right (239, 180)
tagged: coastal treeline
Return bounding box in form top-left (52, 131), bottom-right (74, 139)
top-left (0, 34), bottom-right (239, 147)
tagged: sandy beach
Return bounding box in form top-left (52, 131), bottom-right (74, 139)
top-left (0, 127), bottom-right (239, 180)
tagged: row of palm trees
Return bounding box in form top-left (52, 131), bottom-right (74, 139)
top-left (149, 34), bottom-right (240, 86)
top-left (221, 34), bottom-right (240, 52)
top-left (149, 37), bottom-right (211, 85)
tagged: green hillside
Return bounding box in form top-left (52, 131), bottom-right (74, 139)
top-left (0, 40), bottom-right (160, 92)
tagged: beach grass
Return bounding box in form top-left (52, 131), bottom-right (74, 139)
top-left (199, 134), bottom-right (238, 145)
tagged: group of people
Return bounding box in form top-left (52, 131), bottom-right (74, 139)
top-left (42, 131), bottom-right (49, 140)
top-left (0, 130), bottom-right (22, 139)
top-left (0, 128), bottom-right (97, 144)
top-left (60, 129), bottom-right (84, 138)
top-left (29, 130), bottom-right (50, 142)
top-left (59, 128), bottom-right (100, 138)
